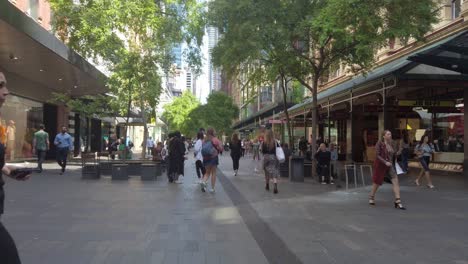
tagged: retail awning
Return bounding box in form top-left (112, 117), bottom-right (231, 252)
top-left (232, 102), bottom-right (294, 130)
top-left (287, 30), bottom-right (468, 114)
top-left (0, 1), bottom-right (107, 102)
top-left (409, 31), bottom-right (468, 74)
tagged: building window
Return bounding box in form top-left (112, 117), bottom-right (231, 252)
top-left (0, 95), bottom-right (44, 161)
top-left (452, 0), bottom-right (461, 19)
top-left (186, 72), bottom-right (192, 89)
top-left (260, 86), bottom-right (272, 104)
top-left (28, 0), bottom-right (39, 20)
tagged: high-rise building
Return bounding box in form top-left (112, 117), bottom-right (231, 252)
top-left (172, 44), bottom-right (182, 69)
top-left (207, 26), bottom-right (221, 92)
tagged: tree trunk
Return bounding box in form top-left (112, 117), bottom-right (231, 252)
top-left (87, 117), bottom-right (91, 152)
top-left (123, 87), bottom-right (133, 163)
top-left (311, 76), bottom-right (319, 178)
top-left (140, 91), bottom-right (148, 159)
top-left (280, 75), bottom-right (294, 149)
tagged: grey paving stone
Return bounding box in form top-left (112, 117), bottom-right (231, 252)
top-left (2, 156), bottom-right (466, 264)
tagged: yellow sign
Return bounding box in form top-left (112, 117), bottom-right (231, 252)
top-left (398, 100), bottom-right (455, 107)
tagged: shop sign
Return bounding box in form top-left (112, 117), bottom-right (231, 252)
top-left (398, 100), bottom-right (455, 107)
top-left (269, 119), bottom-right (286, 124)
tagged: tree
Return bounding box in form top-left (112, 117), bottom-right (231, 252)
top-left (49, 0), bottom-right (205, 158)
top-left (198, 91), bottom-right (239, 137)
top-left (208, 0), bottom-right (439, 176)
top-left (162, 90), bottom-right (200, 136)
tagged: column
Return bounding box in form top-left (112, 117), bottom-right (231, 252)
top-left (462, 0), bottom-right (468, 17)
top-left (464, 88), bottom-right (467, 181)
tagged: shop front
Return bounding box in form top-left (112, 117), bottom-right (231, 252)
top-left (0, 1), bottom-right (107, 161)
top-left (284, 30), bottom-right (467, 175)
top-left (387, 83), bottom-right (465, 171)
top-left (0, 95), bottom-right (43, 161)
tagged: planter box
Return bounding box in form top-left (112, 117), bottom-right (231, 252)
top-left (112, 164), bottom-right (129, 180)
top-left (141, 164), bottom-right (156, 181)
top-left (82, 165), bottom-right (100, 179)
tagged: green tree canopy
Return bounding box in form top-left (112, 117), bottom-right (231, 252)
top-left (197, 91), bottom-right (239, 137)
top-left (164, 91), bottom-right (239, 138)
top-left (49, 0), bottom-right (206, 156)
top-left (162, 90), bottom-right (200, 136)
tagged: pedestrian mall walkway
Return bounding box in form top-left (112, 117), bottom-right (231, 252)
top-left (2, 153), bottom-right (467, 264)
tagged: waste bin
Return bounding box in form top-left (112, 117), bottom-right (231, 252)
top-left (289, 156), bottom-right (304, 182)
top-left (141, 164), bottom-right (156, 181)
top-left (304, 160), bottom-right (312, 178)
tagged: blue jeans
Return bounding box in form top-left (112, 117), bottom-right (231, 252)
top-left (56, 147), bottom-right (69, 172)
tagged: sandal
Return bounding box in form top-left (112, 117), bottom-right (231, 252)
top-left (394, 198), bottom-right (406, 210)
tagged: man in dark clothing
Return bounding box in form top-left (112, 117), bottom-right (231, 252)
top-left (298, 136), bottom-right (308, 156)
top-left (315, 143), bottom-right (332, 184)
top-left (167, 132), bottom-right (186, 183)
top-left (1, 71), bottom-right (31, 263)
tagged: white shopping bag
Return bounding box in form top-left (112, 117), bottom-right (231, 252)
top-left (395, 162), bottom-right (404, 175)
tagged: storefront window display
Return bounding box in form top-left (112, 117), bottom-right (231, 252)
top-left (393, 87), bottom-right (464, 169)
top-left (0, 95), bottom-right (43, 161)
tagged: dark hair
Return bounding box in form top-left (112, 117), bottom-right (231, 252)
top-left (231, 133), bottom-right (239, 144)
top-left (419, 134), bottom-right (429, 145)
top-left (402, 130), bottom-right (409, 144)
top-left (181, 136), bottom-right (186, 142)
top-left (39, 124), bottom-right (45, 129)
top-left (197, 131), bottom-right (204, 140)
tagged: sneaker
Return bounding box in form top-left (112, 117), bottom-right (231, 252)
top-left (200, 181), bottom-right (206, 192)
top-left (175, 180), bottom-right (183, 184)
top-left (321, 181), bottom-right (326, 185)
top-left (209, 188), bottom-right (215, 193)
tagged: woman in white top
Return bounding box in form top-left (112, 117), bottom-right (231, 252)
top-left (194, 131), bottom-right (206, 180)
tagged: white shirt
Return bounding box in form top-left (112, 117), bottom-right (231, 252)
top-left (194, 139), bottom-right (203, 161)
top-left (146, 139), bottom-right (154, 148)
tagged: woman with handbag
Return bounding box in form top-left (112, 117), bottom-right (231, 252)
top-left (262, 129), bottom-right (280, 194)
top-left (414, 135), bottom-right (435, 188)
top-left (369, 130), bottom-right (406, 210)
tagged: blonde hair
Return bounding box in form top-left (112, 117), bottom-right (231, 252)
top-left (264, 129), bottom-right (276, 151)
top-left (206, 127), bottom-right (215, 141)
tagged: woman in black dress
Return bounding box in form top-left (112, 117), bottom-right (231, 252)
top-left (229, 133), bottom-right (242, 176)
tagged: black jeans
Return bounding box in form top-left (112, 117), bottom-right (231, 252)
top-left (195, 160), bottom-right (205, 178)
top-left (36, 150), bottom-right (46, 171)
top-left (0, 220), bottom-right (21, 264)
top-left (56, 147), bottom-right (68, 172)
top-left (231, 155), bottom-right (240, 171)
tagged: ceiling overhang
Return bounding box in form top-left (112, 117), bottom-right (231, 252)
top-left (408, 31), bottom-right (468, 74)
top-left (0, 1), bottom-right (108, 100)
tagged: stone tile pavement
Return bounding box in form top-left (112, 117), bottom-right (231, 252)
top-left (1, 154), bottom-right (467, 264)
